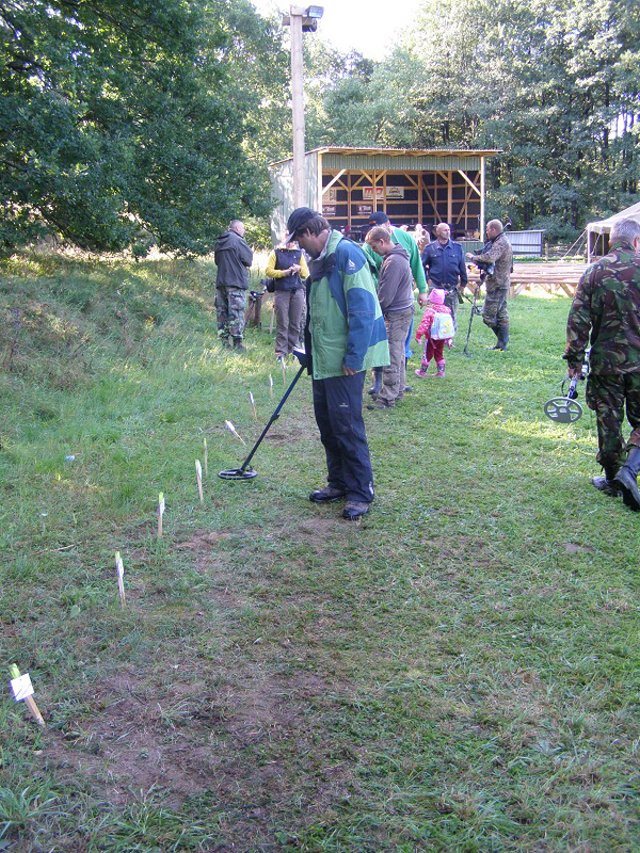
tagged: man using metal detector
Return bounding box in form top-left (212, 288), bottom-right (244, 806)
top-left (466, 219), bottom-right (513, 351)
top-left (564, 217), bottom-right (640, 510)
top-left (286, 207), bottom-right (389, 521)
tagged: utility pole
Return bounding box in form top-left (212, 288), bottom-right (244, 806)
top-left (283, 6), bottom-right (323, 209)
top-left (290, 7), bottom-right (305, 208)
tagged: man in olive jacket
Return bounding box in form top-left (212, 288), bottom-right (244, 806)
top-left (286, 207), bottom-right (389, 521)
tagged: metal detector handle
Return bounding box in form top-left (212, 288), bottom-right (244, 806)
top-left (566, 377), bottom-right (579, 400)
top-left (238, 364), bottom-right (305, 473)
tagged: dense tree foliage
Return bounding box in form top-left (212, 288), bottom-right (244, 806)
top-left (0, 0), bottom-right (287, 253)
top-left (2, 0), bottom-right (637, 250)
top-left (307, 0), bottom-right (640, 237)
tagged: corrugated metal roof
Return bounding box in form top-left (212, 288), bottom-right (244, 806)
top-left (269, 146), bottom-right (501, 167)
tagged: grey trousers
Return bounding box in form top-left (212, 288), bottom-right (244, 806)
top-left (378, 307), bottom-right (414, 405)
top-left (274, 289), bottom-right (306, 355)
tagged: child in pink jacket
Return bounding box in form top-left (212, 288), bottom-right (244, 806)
top-left (415, 289), bottom-right (454, 378)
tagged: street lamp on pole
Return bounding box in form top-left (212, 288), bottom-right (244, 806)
top-left (283, 6), bottom-right (323, 209)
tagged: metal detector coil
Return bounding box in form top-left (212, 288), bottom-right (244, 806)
top-left (544, 377), bottom-right (583, 423)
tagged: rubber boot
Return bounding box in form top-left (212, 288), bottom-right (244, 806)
top-left (492, 326), bottom-right (508, 351)
top-left (232, 337), bottom-right (246, 353)
top-left (368, 367), bottom-right (383, 397)
top-left (435, 362), bottom-right (445, 378)
top-left (591, 466), bottom-right (621, 498)
top-left (614, 446), bottom-right (640, 511)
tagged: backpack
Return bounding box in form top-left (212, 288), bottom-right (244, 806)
top-left (430, 311), bottom-right (455, 340)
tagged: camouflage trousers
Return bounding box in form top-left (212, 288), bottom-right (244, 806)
top-left (586, 372), bottom-right (640, 471)
top-left (482, 286), bottom-right (509, 330)
top-left (215, 286), bottom-right (247, 339)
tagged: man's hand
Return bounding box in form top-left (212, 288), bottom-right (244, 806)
top-left (342, 366), bottom-right (358, 376)
top-left (418, 293), bottom-right (429, 306)
top-left (567, 366), bottom-right (582, 379)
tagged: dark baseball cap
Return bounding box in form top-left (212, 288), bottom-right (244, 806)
top-left (285, 207), bottom-right (318, 242)
top-left (368, 211), bottom-right (389, 225)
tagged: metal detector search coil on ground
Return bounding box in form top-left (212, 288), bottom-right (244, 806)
top-left (219, 361), bottom-right (306, 481)
top-left (544, 350), bottom-right (590, 424)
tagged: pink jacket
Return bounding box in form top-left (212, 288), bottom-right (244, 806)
top-left (415, 303), bottom-right (453, 342)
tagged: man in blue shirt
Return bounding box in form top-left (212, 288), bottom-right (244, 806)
top-left (421, 223), bottom-right (468, 329)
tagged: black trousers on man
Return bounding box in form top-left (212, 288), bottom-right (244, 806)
top-left (312, 371), bottom-right (374, 504)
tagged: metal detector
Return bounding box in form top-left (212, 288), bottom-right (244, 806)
top-left (544, 376), bottom-right (583, 424)
top-left (544, 350), bottom-right (590, 424)
top-left (219, 363), bottom-right (306, 480)
top-left (463, 280), bottom-right (484, 356)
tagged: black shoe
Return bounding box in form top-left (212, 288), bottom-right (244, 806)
top-left (232, 337), bottom-right (246, 352)
top-left (342, 501), bottom-right (370, 520)
top-left (614, 447), bottom-right (640, 511)
top-left (367, 400), bottom-right (393, 410)
top-left (403, 386), bottom-right (413, 393)
top-left (309, 486), bottom-right (346, 503)
top-left (591, 475), bottom-right (621, 497)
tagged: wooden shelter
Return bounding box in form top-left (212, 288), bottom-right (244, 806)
top-left (269, 146), bottom-right (500, 242)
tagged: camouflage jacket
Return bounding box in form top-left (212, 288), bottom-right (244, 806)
top-left (564, 241), bottom-right (640, 375)
top-left (473, 231), bottom-right (512, 292)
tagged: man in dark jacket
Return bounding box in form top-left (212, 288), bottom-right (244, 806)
top-left (564, 217), bottom-right (640, 510)
top-left (421, 222), bottom-right (467, 329)
top-left (214, 220), bottom-right (254, 351)
top-left (365, 226), bottom-right (415, 409)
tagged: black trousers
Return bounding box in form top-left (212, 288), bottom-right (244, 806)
top-left (312, 371), bottom-right (374, 504)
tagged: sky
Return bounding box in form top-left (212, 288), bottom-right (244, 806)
top-left (250, 0), bottom-right (423, 60)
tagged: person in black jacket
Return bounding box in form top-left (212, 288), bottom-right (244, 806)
top-left (265, 238), bottom-right (309, 360)
top-left (214, 220), bottom-right (254, 352)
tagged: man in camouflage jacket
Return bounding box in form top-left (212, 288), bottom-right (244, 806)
top-left (564, 217), bottom-right (640, 510)
top-left (466, 219), bottom-right (513, 351)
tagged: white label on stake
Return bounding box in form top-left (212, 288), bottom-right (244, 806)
top-left (10, 673), bottom-right (34, 702)
top-left (159, 494), bottom-right (165, 515)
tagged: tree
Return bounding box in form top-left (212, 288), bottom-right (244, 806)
top-left (0, 0), bottom-right (284, 254)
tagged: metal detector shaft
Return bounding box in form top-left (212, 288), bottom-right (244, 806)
top-left (463, 284), bottom-right (480, 356)
top-left (236, 364), bottom-right (305, 473)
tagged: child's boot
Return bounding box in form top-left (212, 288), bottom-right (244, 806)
top-left (435, 362), bottom-right (445, 378)
top-left (415, 360), bottom-right (429, 378)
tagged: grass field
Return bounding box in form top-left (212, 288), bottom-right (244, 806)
top-left (1, 254), bottom-right (639, 852)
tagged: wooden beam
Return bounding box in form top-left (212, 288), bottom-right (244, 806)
top-left (322, 169), bottom-right (346, 194)
top-left (457, 169), bottom-right (481, 196)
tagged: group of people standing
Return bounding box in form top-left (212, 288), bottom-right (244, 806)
top-left (212, 209), bottom-right (518, 521)
top-left (213, 210), bottom-right (640, 521)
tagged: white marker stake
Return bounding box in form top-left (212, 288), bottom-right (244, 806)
top-left (115, 551), bottom-right (126, 608)
top-left (224, 420), bottom-right (246, 446)
top-left (157, 492), bottom-right (165, 539)
top-left (249, 392), bottom-right (257, 420)
top-left (269, 374), bottom-right (274, 399)
top-left (9, 665), bottom-right (45, 727)
top-left (281, 357), bottom-right (287, 386)
top-left (195, 459), bottom-right (204, 503)
top-left (203, 438), bottom-right (208, 476)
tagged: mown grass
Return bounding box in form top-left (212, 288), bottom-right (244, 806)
top-left (1, 253), bottom-right (639, 852)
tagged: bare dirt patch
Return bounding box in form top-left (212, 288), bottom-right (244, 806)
top-left (45, 655), bottom-right (357, 841)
